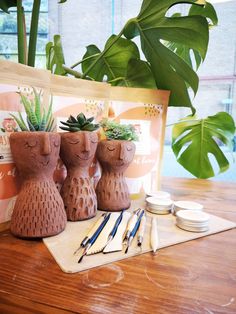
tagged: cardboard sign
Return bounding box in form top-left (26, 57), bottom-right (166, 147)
top-left (0, 60), bottom-right (170, 226)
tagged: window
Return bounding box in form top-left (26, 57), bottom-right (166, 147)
top-left (0, 0), bottom-right (48, 68)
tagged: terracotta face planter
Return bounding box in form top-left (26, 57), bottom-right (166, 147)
top-left (60, 131), bottom-right (98, 221)
top-left (9, 132), bottom-right (67, 238)
top-left (96, 139), bottom-right (135, 211)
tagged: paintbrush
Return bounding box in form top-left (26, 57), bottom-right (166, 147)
top-left (103, 210), bottom-right (124, 249)
top-left (151, 217), bottom-right (158, 253)
top-left (123, 208), bottom-right (141, 242)
top-left (125, 209), bottom-right (145, 254)
top-left (137, 212), bottom-right (146, 249)
top-left (78, 213), bottom-right (111, 263)
top-left (73, 213), bottom-right (107, 255)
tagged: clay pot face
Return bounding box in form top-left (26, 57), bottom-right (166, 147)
top-left (10, 132), bottom-right (60, 176)
top-left (9, 132), bottom-right (66, 238)
top-left (60, 131), bottom-right (98, 221)
top-left (60, 131), bottom-right (98, 168)
top-left (95, 140), bottom-right (136, 211)
top-left (96, 140), bottom-right (135, 172)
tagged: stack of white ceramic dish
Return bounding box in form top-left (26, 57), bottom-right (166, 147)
top-left (173, 200), bottom-right (203, 215)
top-left (176, 209), bottom-right (210, 232)
top-left (146, 197), bottom-right (173, 215)
top-left (146, 190), bottom-right (171, 200)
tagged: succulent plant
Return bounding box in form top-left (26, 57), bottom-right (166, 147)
top-left (100, 119), bottom-right (138, 141)
top-left (10, 87), bottom-right (54, 132)
top-left (59, 113), bottom-right (99, 132)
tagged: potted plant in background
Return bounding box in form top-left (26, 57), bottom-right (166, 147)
top-left (96, 119), bottom-right (138, 211)
top-left (9, 88), bottom-right (67, 238)
top-left (47, 0), bottom-right (235, 180)
top-left (59, 113), bottom-right (99, 221)
top-left (1, 0), bottom-right (235, 179)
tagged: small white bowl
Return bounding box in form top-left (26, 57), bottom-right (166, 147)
top-left (146, 197), bottom-right (173, 207)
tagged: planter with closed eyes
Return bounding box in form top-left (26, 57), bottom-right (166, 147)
top-left (59, 113), bottom-right (100, 221)
top-left (9, 132), bottom-right (67, 238)
top-left (59, 130), bottom-right (98, 221)
top-left (95, 139), bottom-right (136, 211)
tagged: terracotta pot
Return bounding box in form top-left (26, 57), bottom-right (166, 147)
top-left (60, 131), bottom-right (98, 221)
top-left (9, 132), bottom-right (67, 238)
top-left (96, 139), bottom-right (135, 211)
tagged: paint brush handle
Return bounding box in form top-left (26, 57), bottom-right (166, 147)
top-left (151, 217), bottom-right (158, 253)
top-left (126, 210), bottom-right (139, 235)
top-left (88, 213), bottom-right (111, 246)
top-left (80, 214), bottom-right (107, 247)
top-left (109, 210), bottom-right (124, 239)
top-left (138, 214), bottom-right (146, 246)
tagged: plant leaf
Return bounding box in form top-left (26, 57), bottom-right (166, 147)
top-left (172, 112), bottom-right (236, 179)
top-left (81, 35), bottom-right (140, 81)
top-left (111, 58), bottom-right (156, 88)
top-left (189, 1), bottom-right (218, 26)
top-left (167, 3), bottom-right (218, 70)
top-left (46, 35), bottom-right (66, 75)
top-left (0, 0), bottom-right (17, 13)
top-left (123, 0), bottom-right (209, 109)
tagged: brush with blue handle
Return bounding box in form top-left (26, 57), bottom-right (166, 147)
top-left (125, 209), bottom-right (145, 254)
top-left (78, 213), bottom-right (111, 263)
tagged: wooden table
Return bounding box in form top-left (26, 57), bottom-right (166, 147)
top-left (0, 177), bottom-right (236, 314)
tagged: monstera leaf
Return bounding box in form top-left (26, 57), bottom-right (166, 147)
top-left (46, 35), bottom-right (66, 75)
top-left (123, 0), bottom-right (209, 110)
top-left (0, 0), bottom-right (17, 13)
top-left (111, 59), bottom-right (156, 88)
top-left (167, 2), bottom-right (218, 70)
top-left (81, 35), bottom-right (140, 82)
top-left (172, 112), bottom-right (236, 179)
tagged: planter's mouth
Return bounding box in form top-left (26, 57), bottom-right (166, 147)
top-left (39, 160), bottom-right (50, 166)
top-left (75, 153), bottom-right (93, 160)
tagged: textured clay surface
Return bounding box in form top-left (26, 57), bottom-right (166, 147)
top-left (9, 132), bottom-right (67, 238)
top-left (60, 131), bottom-right (98, 221)
top-left (96, 140), bottom-right (135, 211)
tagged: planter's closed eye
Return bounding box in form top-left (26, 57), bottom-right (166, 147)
top-left (67, 139), bottom-right (80, 144)
top-left (90, 134), bottom-right (98, 144)
top-left (25, 139), bottom-right (37, 148)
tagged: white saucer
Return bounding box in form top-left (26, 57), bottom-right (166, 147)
top-left (146, 190), bottom-right (171, 199)
top-left (176, 210), bottom-right (210, 233)
top-left (173, 200), bottom-right (203, 215)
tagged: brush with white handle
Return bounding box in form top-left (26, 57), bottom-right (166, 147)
top-left (123, 208), bottom-right (141, 242)
top-left (150, 217), bottom-right (159, 253)
top-left (137, 213), bottom-right (146, 249)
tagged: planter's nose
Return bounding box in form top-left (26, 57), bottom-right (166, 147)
top-left (41, 133), bottom-right (51, 155)
top-left (83, 133), bottom-right (90, 152)
top-left (119, 142), bottom-right (126, 160)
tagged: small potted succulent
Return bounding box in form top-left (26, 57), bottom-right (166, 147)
top-left (96, 119), bottom-right (138, 211)
top-left (9, 88), bottom-right (67, 238)
top-left (59, 113), bottom-right (99, 221)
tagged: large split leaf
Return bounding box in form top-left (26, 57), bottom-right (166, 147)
top-left (123, 0), bottom-right (209, 110)
top-left (172, 112), bottom-right (236, 179)
top-left (0, 0), bottom-right (17, 13)
top-left (111, 59), bottom-right (156, 88)
top-left (46, 35), bottom-right (66, 75)
top-left (81, 35), bottom-right (140, 81)
top-left (167, 3), bottom-right (218, 70)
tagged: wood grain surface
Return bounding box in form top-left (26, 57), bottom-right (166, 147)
top-left (0, 177), bottom-right (236, 314)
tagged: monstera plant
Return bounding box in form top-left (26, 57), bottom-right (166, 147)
top-left (1, 0), bottom-right (235, 179)
top-left (46, 0), bottom-right (235, 179)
